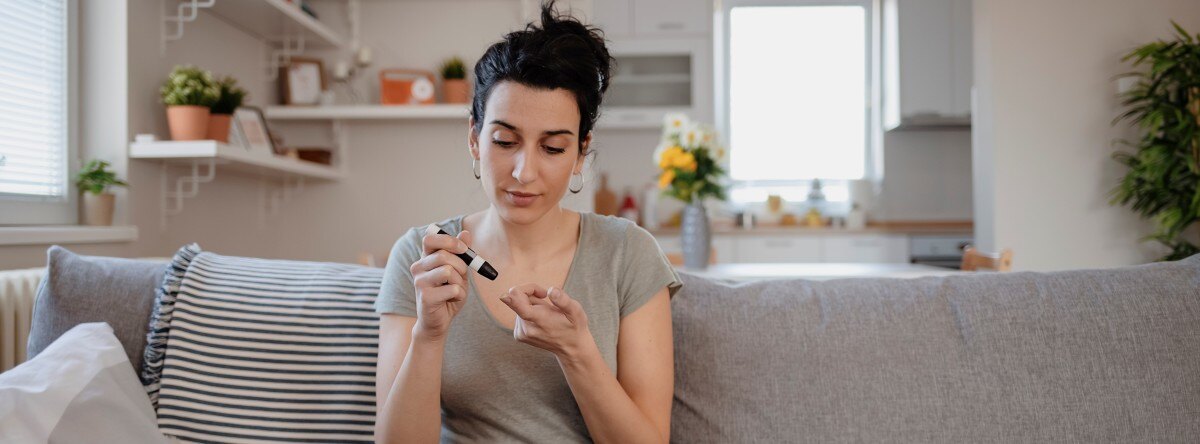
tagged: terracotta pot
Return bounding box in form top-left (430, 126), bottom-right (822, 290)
top-left (443, 79), bottom-right (470, 104)
top-left (82, 192), bottom-right (115, 226)
top-left (207, 113), bottom-right (232, 143)
top-left (166, 105), bottom-right (211, 141)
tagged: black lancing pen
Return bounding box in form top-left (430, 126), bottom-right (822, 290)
top-left (425, 223), bottom-right (500, 281)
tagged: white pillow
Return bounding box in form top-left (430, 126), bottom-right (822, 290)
top-left (0, 322), bottom-right (168, 443)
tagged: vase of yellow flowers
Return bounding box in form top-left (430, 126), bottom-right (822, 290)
top-left (653, 113), bottom-right (728, 269)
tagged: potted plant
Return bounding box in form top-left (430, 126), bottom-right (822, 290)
top-left (161, 65), bottom-right (219, 141)
top-left (1112, 21), bottom-right (1200, 261)
top-left (208, 75), bottom-right (247, 143)
top-left (653, 113), bottom-right (728, 269)
top-left (440, 56), bottom-right (470, 104)
top-left (75, 159), bottom-right (128, 226)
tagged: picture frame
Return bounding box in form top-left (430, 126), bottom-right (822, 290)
top-left (232, 106), bottom-right (278, 156)
top-left (279, 57), bottom-right (327, 105)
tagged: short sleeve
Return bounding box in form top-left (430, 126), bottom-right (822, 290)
top-left (375, 227), bottom-right (425, 316)
top-left (617, 224), bottom-right (683, 318)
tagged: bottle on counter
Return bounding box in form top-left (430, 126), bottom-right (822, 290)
top-left (641, 182), bottom-right (659, 230)
top-left (619, 188), bottom-right (640, 224)
top-left (846, 201), bottom-right (866, 230)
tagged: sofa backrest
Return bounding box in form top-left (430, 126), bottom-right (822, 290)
top-left (29, 246), bottom-right (1200, 442)
top-left (670, 255), bottom-right (1200, 442)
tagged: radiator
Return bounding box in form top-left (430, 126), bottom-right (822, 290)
top-left (0, 267), bottom-right (44, 373)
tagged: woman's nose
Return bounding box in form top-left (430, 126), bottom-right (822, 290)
top-left (511, 145), bottom-right (538, 184)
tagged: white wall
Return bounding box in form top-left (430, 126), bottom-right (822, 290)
top-left (972, 0), bottom-right (1199, 271)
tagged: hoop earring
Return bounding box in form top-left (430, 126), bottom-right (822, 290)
top-left (471, 158), bottom-right (481, 180)
top-left (568, 171), bottom-right (585, 194)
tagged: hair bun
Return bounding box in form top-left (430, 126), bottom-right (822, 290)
top-left (532, 0), bottom-right (613, 95)
top-left (470, 0), bottom-right (617, 145)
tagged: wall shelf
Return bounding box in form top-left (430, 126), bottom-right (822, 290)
top-left (207, 0), bottom-right (347, 49)
top-left (264, 104), bottom-right (470, 120)
top-left (163, 0), bottom-right (348, 50)
top-left (130, 140), bottom-right (343, 180)
top-left (130, 140), bottom-right (342, 230)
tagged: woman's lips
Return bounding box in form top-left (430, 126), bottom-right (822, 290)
top-left (506, 191), bottom-right (539, 207)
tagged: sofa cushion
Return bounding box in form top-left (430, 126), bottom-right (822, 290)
top-left (2, 322), bottom-right (167, 443)
top-left (26, 245), bottom-right (169, 375)
top-left (147, 244), bottom-right (383, 443)
top-left (670, 255), bottom-right (1200, 443)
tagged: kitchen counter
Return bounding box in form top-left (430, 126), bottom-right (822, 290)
top-left (649, 220), bottom-right (973, 236)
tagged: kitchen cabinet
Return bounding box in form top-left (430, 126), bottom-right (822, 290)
top-left (735, 236), bottom-right (824, 263)
top-left (594, 0), bottom-right (711, 39)
top-left (653, 233), bottom-right (912, 264)
top-left (822, 234), bottom-right (909, 263)
top-left (883, 0), bottom-right (973, 130)
top-left (599, 38), bottom-right (713, 128)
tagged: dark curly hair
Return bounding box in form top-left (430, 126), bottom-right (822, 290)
top-left (471, 0), bottom-right (614, 154)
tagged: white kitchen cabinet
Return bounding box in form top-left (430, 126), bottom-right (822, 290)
top-left (593, 0), bottom-right (711, 38)
top-left (633, 0), bottom-right (712, 37)
top-left (734, 235), bottom-right (824, 263)
top-left (653, 232), bottom-right (913, 264)
top-left (599, 38), bottom-right (713, 128)
top-left (883, 0), bottom-right (973, 130)
top-left (593, 0), bottom-right (633, 37)
top-left (822, 234), bottom-right (910, 263)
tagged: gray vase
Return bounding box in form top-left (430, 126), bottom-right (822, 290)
top-left (681, 201), bottom-right (711, 269)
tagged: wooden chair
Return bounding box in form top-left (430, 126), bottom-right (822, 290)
top-left (960, 246), bottom-right (1013, 272)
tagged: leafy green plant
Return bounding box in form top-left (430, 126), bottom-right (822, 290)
top-left (1112, 21), bottom-right (1200, 261)
top-left (440, 56), bottom-right (466, 80)
top-left (210, 75), bottom-right (248, 114)
top-left (160, 65), bottom-right (219, 107)
top-left (75, 160), bottom-right (128, 196)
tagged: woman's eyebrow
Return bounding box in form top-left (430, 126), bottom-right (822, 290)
top-left (489, 119), bottom-right (574, 136)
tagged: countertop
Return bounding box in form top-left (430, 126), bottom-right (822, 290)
top-left (649, 220), bottom-right (973, 237)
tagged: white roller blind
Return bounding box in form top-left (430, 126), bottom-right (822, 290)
top-left (0, 0), bottom-right (68, 200)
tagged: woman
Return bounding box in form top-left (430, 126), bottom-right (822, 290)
top-left (373, 2), bottom-right (683, 443)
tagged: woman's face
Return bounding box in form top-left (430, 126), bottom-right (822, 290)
top-left (469, 81), bottom-right (591, 225)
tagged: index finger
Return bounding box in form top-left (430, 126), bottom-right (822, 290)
top-left (422, 230), bottom-right (467, 256)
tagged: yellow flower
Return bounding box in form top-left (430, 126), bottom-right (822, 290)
top-left (673, 151), bottom-right (697, 171)
top-left (659, 146), bottom-right (684, 170)
top-left (658, 169), bottom-right (676, 189)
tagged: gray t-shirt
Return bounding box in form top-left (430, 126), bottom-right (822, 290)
top-left (375, 212), bottom-right (683, 443)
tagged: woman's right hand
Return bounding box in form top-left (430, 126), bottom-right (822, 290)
top-left (409, 229), bottom-right (474, 340)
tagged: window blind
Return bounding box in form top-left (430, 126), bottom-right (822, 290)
top-left (0, 0), bottom-right (68, 200)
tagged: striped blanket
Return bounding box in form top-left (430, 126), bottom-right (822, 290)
top-left (142, 244), bottom-right (383, 443)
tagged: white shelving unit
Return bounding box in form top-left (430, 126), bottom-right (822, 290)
top-left (265, 104), bottom-right (470, 120)
top-left (203, 0), bottom-right (347, 49)
top-left (130, 140), bottom-right (343, 179)
top-left (130, 140), bottom-right (342, 229)
top-left (161, 0), bottom-right (351, 78)
top-left (163, 0), bottom-right (347, 49)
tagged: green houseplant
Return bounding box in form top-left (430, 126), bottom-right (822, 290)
top-left (1112, 22), bottom-right (1200, 261)
top-left (207, 75), bottom-right (248, 143)
top-left (75, 160), bottom-right (128, 226)
top-left (440, 56), bottom-right (470, 104)
top-left (161, 65), bottom-right (219, 141)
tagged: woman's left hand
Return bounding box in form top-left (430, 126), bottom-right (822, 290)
top-left (499, 284), bottom-right (591, 359)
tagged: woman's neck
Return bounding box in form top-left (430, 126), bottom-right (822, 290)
top-left (472, 207), bottom-right (580, 266)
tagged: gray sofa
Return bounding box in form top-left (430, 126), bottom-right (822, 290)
top-left (27, 246), bottom-right (1200, 442)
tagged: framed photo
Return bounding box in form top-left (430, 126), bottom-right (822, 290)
top-left (279, 57), bottom-right (326, 105)
top-left (233, 107), bottom-right (278, 156)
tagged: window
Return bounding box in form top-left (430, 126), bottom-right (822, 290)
top-left (717, 0), bottom-right (876, 206)
top-left (0, 0), bottom-right (76, 225)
